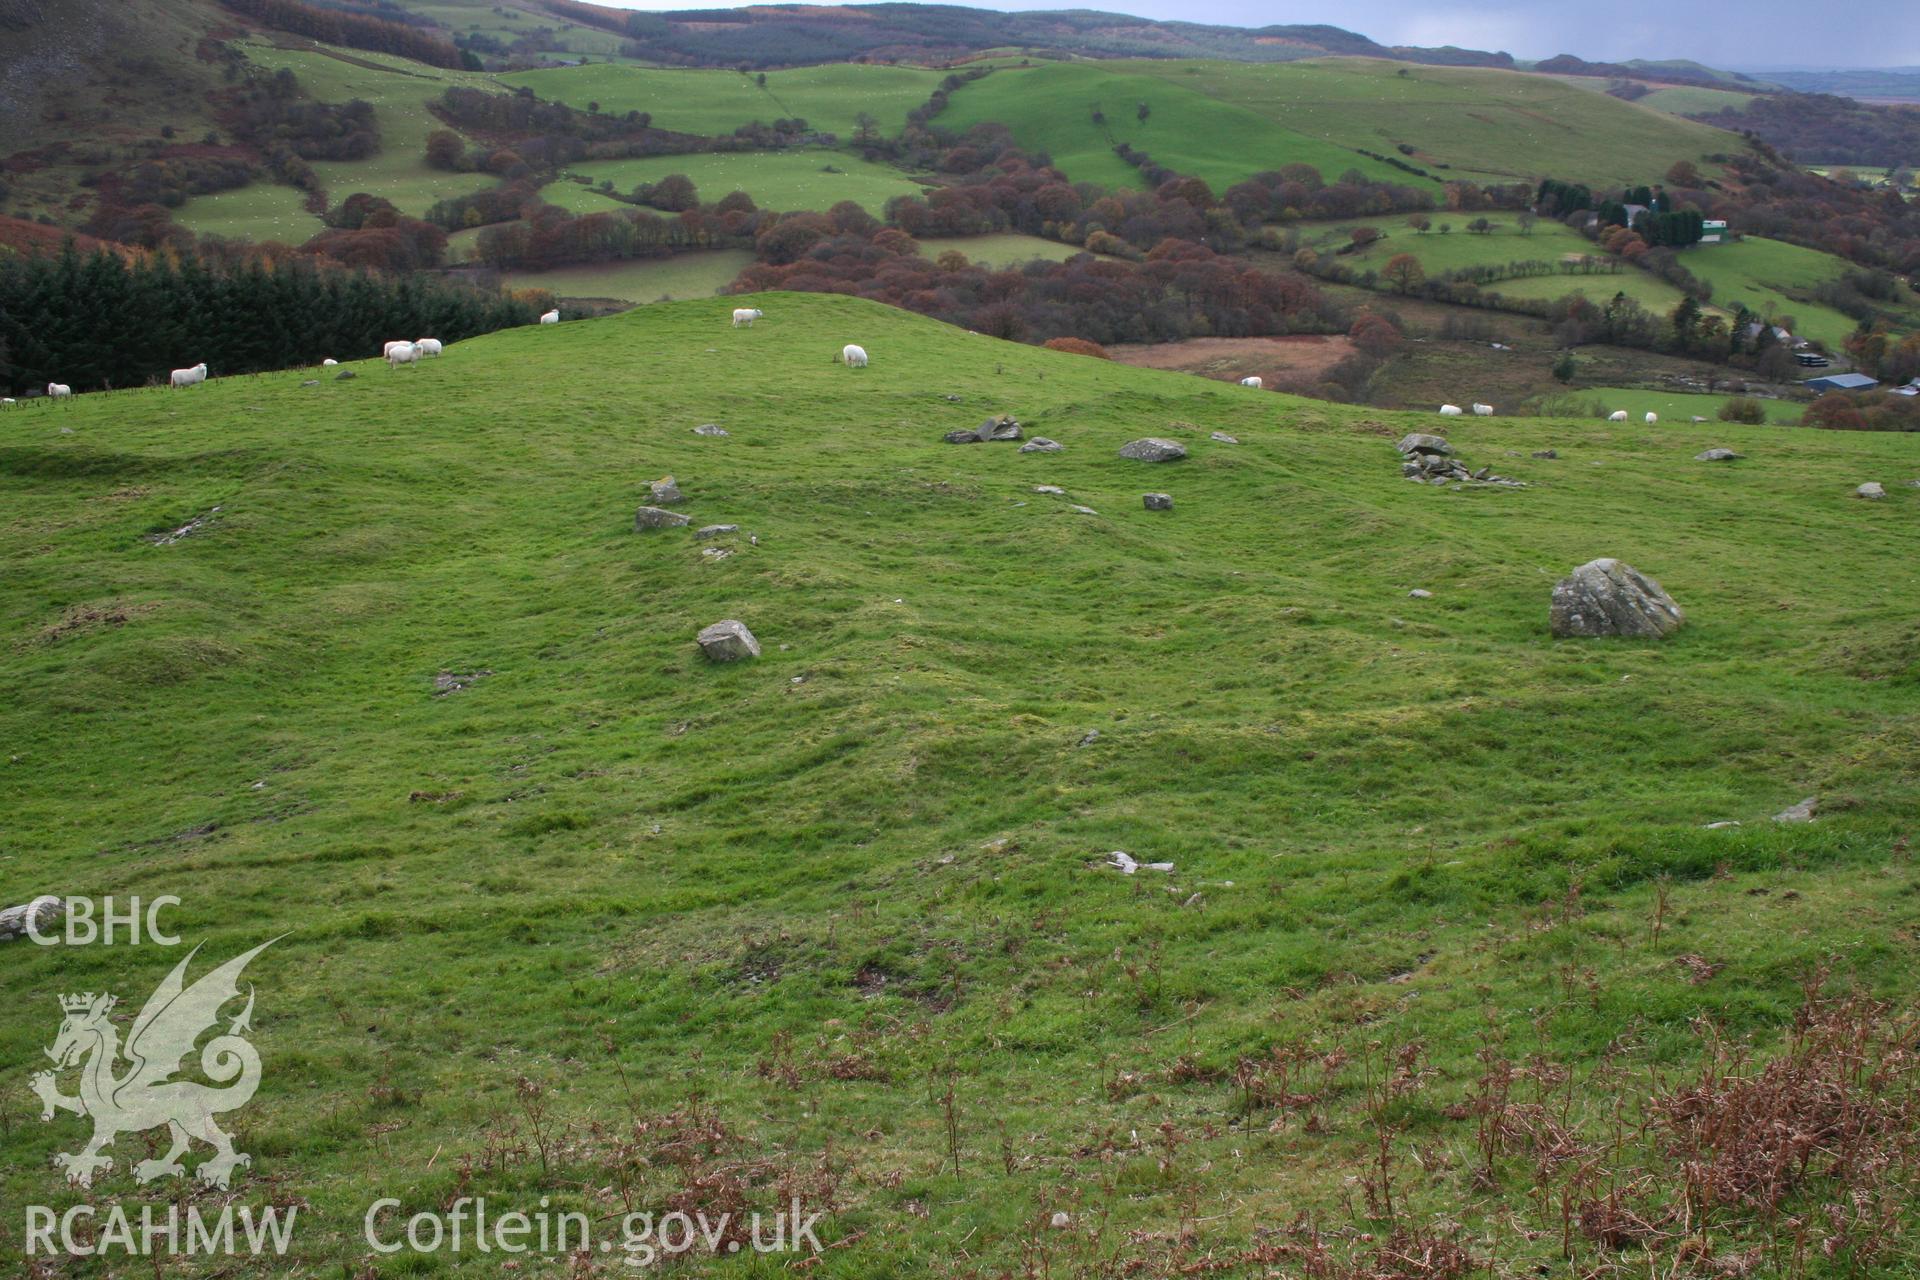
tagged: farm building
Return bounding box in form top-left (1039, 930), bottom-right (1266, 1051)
top-left (1700, 219), bottom-right (1728, 243)
top-left (1803, 372), bottom-right (1880, 393)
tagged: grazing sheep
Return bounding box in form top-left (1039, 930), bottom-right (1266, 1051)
top-left (1608, 410), bottom-right (1629, 422)
top-left (170, 362), bottom-right (208, 388)
top-left (1645, 411), bottom-right (1658, 425)
top-left (47, 383), bottom-right (72, 398)
top-left (1438, 404), bottom-right (1464, 416)
top-left (382, 341), bottom-right (409, 359)
top-left (1239, 376), bottom-right (1262, 389)
top-left (539, 309), bottom-right (560, 325)
top-left (322, 358), bottom-right (338, 367)
top-left (415, 338), bottom-right (443, 357)
top-left (732, 308), bottom-right (764, 327)
top-left (1471, 402), bottom-right (1494, 416)
top-left (385, 342), bottom-right (421, 369)
top-left (842, 344), bottom-right (869, 368)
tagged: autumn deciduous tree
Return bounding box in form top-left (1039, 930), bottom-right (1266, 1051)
top-left (1350, 226), bottom-right (1384, 250)
top-left (1803, 392), bottom-right (1867, 430)
top-left (1407, 213), bottom-right (1431, 234)
top-left (1042, 337), bottom-right (1112, 359)
top-left (1666, 160), bottom-right (1702, 187)
top-left (1348, 312), bottom-right (1403, 357)
top-left (1381, 252), bottom-right (1425, 294)
top-left (424, 130), bottom-right (465, 171)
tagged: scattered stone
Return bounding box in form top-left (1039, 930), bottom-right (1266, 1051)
top-left (696, 619), bottom-right (759, 662)
top-left (1690, 416), bottom-right (1709, 423)
top-left (701, 547), bottom-right (732, 560)
top-left (1070, 504), bottom-right (1098, 515)
top-left (433, 669), bottom-right (492, 697)
top-left (1106, 851), bottom-right (1174, 875)
top-left (1033, 485), bottom-right (1066, 495)
top-left (1856, 482), bottom-right (1886, 500)
top-left (1549, 558), bottom-right (1685, 639)
top-left (1077, 730), bottom-right (1100, 747)
top-left (1408, 588), bottom-right (1433, 599)
top-left (1210, 431), bottom-right (1239, 444)
top-left (1143, 492), bottom-right (1173, 511)
top-left (0, 895), bottom-right (62, 942)
top-left (1118, 437), bottom-right (1186, 462)
top-left (1531, 449), bottom-right (1558, 459)
top-left (333, 370), bottom-right (356, 381)
top-left (1695, 448), bottom-right (1743, 462)
top-left (650, 475), bottom-right (683, 504)
top-left (1019, 437), bottom-right (1063, 453)
top-left (694, 524), bottom-right (738, 540)
top-left (147, 506), bottom-right (222, 546)
top-left (1050, 1212), bottom-right (1071, 1230)
top-left (634, 505), bottom-right (691, 530)
top-left (1772, 796), bottom-right (1818, 824)
top-left (943, 394), bottom-right (962, 402)
top-left (692, 423), bottom-right (728, 437)
top-left (1704, 820), bottom-right (1741, 830)
top-left (1396, 433), bottom-right (1452, 457)
top-left (946, 414), bottom-right (1023, 443)
top-left (300, 379), bottom-right (318, 387)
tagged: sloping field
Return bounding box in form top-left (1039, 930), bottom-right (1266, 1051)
top-left (1131, 58), bottom-right (1744, 187)
top-left (502, 63), bottom-right (946, 139)
top-left (941, 62), bottom-right (1433, 192)
top-left (175, 183), bottom-right (327, 243)
top-left (1681, 236), bottom-right (1908, 348)
top-left (570, 150), bottom-right (926, 214)
top-left (3, 293), bottom-right (1917, 1273)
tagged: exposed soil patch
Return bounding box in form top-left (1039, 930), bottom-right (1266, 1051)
top-left (1107, 335), bottom-right (1358, 386)
top-left (432, 669), bottom-right (493, 697)
top-left (35, 599), bottom-right (156, 645)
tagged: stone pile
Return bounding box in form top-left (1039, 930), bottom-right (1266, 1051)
top-left (1396, 434), bottom-right (1524, 487)
top-left (946, 414), bottom-right (1023, 444)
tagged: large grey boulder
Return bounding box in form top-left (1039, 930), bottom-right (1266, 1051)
top-left (696, 620), bottom-right (760, 662)
top-left (1396, 433), bottom-right (1452, 456)
top-left (1119, 438), bottom-right (1187, 462)
top-left (693, 423), bottom-right (729, 437)
top-left (694, 524), bottom-right (738, 540)
top-left (650, 475), bottom-right (683, 504)
top-left (1143, 493), bottom-right (1173, 511)
top-left (0, 895), bottom-right (62, 942)
top-left (1550, 559), bottom-right (1685, 639)
top-left (634, 505), bottom-right (691, 530)
top-left (1695, 448), bottom-right (1743, 462)
top-left (1857, 482), bottom-right (1886, 500)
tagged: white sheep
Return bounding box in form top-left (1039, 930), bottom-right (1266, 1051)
top-left (322, 358), bottom-right (338, 367)
top-left (539, 309), bottom-right (560, 325)
top-left (415, 338), bottom-right (443, 357)
top-left (1471, 402), bottom-right (1494, 416)
top-left (1644, 411), bottom-right (1659, 425)
top-left (1438, 404), bottom-right (1463, 417)
top-left (385, 342), bottom-right (421, 369)
top-left (382, 341), bottom-right (408, 359)
top-left (1239, 376), bottom-right (1262, 389)
top-left (1608, 410), bottom-right (1629, 422)
top-left (47, 383), bottom-right (72, 398)
top-left (732, 308), bottom-right (763, 327)
top-left (170, 362), bottom-right (208, 388)
top-left (842, 344), bottom-right (868, 368)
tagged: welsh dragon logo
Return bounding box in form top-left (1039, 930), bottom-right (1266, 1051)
top-left (31, 939), bottom-right (276, 1189)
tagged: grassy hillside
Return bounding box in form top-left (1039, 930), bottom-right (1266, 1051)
top-left (570, 150), bottom-right (926, 214)
top-left (1565, 385), bottom-right (1807, 425)
top-left (502, 63), bottom-right (948, 139)
top-left (941, 63), bottom-right (1433, 193)
top-left (4, 293), bottom-right (1918, 1274)
top-left (1684, 236), bottom-right (1914, 349)
top-left (174, 183), bottom-right (328, 243)
top-left (1131, 58), bottom-right (1744, 187)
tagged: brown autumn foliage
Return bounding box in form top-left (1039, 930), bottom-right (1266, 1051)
top-left (1041, 337), bottom-right (1113, 359)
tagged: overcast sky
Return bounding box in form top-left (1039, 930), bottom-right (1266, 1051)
top-left (594, 0), bottom-right (1920, 69)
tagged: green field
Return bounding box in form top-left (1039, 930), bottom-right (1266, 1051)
top-left (571, 150), bottom-right (926, 214)
top-left (5, 292), bottom-right (1919, 1274)
top-left (1637, 85), bottom-right (1758, 115)
top-left (503, 63), bottom-right (947, 140)
top-left (1556, 385), bottom-right (1808, 425)
top-left (500, 250), bottom-right (756, 303)
top-left (534, 179), bottom-right (632, 215)
top-left (175, 183), bottom-right (327, 244)
top-left (1304, 215), bottom-right (1698, 315)
top-left (922, 232), bottom-right (1103, 266)
top-left (236, 42), bottom-right (498, 218)
top-left (1129, 58), bottom-right (1741, 187)
top-left (1681, 236), bottom-right (1903, 349)
top-left (941, 62), bottom-right (1433, 193)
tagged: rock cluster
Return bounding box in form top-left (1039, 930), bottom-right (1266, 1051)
top-left (946, 415), bottom-right (1023, 444)
top-left (1550, 559), bottom-right (1685, 638)
top-left (1397, 434), bottom-right (1524, 486)
top-left (1118, 438), bottom-right (1186, 462)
